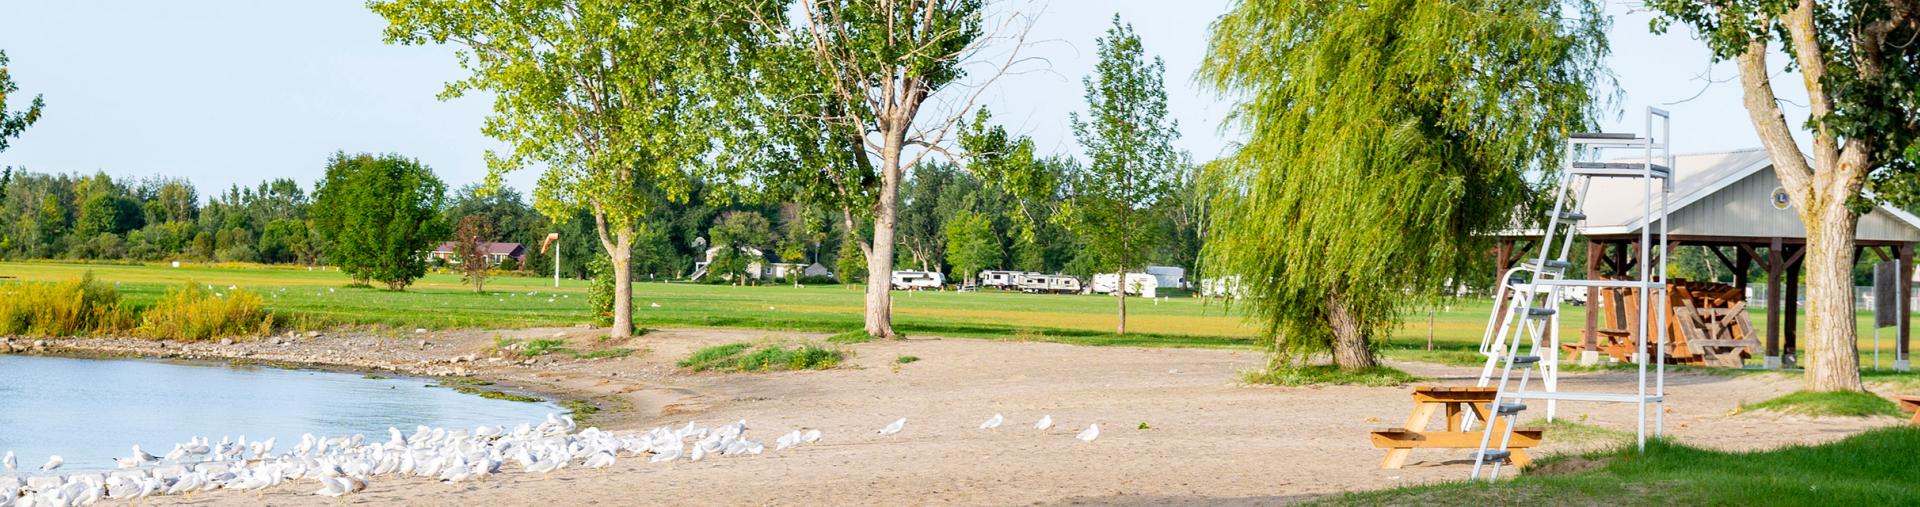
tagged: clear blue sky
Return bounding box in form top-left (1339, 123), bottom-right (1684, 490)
top-left (0, 1), bottom-right (1811, 198)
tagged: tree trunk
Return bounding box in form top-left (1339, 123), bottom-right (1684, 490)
top-left (1801, 202), bottom-right (1865, 391)
top-left (863, 138), bottom-right (903, 339)
top-left (1327, 289), bottom-right (1376, 369)
top-left (609, 228), bottom-right (634, 339)
top-left (1115, 270), bottom-right (1128, 335)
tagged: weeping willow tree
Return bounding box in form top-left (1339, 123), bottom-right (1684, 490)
top-left (1199, 0), bottom-right (1611, 370)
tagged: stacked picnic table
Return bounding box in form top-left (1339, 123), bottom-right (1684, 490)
top-left (1583, 278), bottom-right (1760, 367)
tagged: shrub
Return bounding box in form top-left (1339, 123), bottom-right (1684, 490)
top-left (136, 282), bottom-right (274, 341)
top-left (0, 273), bottom-right (134, 336)
top-left (679, 342), bottom-right (752, 371)
top-left (895, 355), bottom-right (920, 364)
top-left (586, 255), bottom-right (616, 327)
top-left (1241, 365), bottom-right (1419, 387)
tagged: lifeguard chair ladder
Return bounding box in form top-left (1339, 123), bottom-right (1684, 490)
top-left (1469, 107), bottom-right (1674, 480)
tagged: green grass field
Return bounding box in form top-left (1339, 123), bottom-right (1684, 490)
top-left (3, 261), bottom-right (1917, 367)
top-left (1317, 426), bottom-right (1920, 505)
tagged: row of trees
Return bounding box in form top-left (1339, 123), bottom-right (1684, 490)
top-left (371, 2), bottom-right (1197, 339)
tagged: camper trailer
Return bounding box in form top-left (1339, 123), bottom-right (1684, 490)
top-left (1090, 273), bottom-right (1159, 297)
top-left (1199, 276), bottom-right (1245, 299)
top-left (1145, 266), bottom-right (1188, 290)
top-left (890, 271), bottom-right (945, 291)
top-left (977, 270), bottom-right (1029, 290)
top-left (1014, 273), bottom-right (1081, 294)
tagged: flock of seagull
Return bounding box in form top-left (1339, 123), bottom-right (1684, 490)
top-left (1, 412), bottom-right (1099, 506)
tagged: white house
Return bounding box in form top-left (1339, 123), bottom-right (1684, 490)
top-left (690, 245), bottom-right (831, 282)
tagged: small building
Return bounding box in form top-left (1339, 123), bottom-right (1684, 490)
top-left (429, 242), bottom-right (526, 267)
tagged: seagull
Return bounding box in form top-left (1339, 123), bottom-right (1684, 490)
top-left (1035, 415), bottom-right (1053, 430)
top-left (800, 429), bottom-right (822, 443)
top-left (775, 430), bottom-right (803, 451)
top-left (878, 418), bottom-right (906, 435)
top-left (583, 450), bottom-right (616, 469)
top-left (980, 414), bottom-right (1004, 429)
top-left (3, 451), bottom-right (13, 473)
top-left (1077, 424), bottom-right (1100, 442)
top-left (313, 476), bottom-right (349, 497)
top-left (39, 455), bottom-right (61, 472)
top-left (650, 443), bottom-right (683, 463)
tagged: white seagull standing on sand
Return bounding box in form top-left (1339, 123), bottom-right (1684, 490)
top-left (1077, 424), bottom-right (1100, 442)
top-left (1034, 415), bottom-right (1053, 430)
top-left (979, 414), bottom-right (1004, 429)
top-left (878, 418), bottom-right (906, 435)
top-left (39, 455), bottom-right (61, 472)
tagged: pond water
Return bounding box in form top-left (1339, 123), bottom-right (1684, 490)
top-left (0, 354), bottom-right (559, 471)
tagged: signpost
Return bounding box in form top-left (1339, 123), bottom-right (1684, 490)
top-left (1874, 260), bottom-right (1901, 370)
top-left (542, 232), bottom-right (561, 288)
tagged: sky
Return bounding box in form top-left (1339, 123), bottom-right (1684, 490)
top-left (0, 1), bottom-right (1812, 198)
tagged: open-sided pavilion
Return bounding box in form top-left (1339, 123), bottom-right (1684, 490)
top-left (1494, 148), bottom-right (1919, 370)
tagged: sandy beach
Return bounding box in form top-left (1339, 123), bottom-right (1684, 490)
top-left (9, 329), bottom-right (1907, 506)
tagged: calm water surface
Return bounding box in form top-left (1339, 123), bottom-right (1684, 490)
top-left (0, 354), bottom-right (558, 471)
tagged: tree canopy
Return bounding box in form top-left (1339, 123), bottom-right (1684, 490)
top-left (372, 0), bottom-right (773, 336)
top-left (0, 49), bottom-right (45, 155)
top-left (1649, 0), bottom-right (1920, 391)
top-left (1200, 0), bottom-right (1611, 369)
top-left (311, 152), bottom-right (447, 290)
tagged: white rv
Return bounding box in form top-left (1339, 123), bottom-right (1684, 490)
top-left (890, 270), bottom-right (945, 291)
top-left (1145, 266), bottom-right (1188, 290)
top-left (1090, 273), bottom-right (1159, 297)
top-left (1014, 273), bottom-right (1081, 294)
top-left (977, 270), bottom-right (1029, 290)
top-left (1199, 276), bottom-right (1245, 299)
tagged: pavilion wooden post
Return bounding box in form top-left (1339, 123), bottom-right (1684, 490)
top-left (1784, 247), bottom-right (1801, 369)
top-left (1734, 247), bottom-right (1751, 292)
top-left (1583, 240), bottom-right (1604, 365)
top-left (1765, 238), bottom-right (1784, 369)
top-left (1900, 244), bottom-right (1914, 372)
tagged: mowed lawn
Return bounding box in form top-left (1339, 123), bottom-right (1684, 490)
top-left (3, 261), bottom-right (1915, 361)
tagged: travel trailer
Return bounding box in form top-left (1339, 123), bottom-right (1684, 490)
top-left (1013, 273), bottom-right (1081, 294)
top-left (977, 270), bottom-right (1029, 290)
top-left (1145, 266), bottom-right (1188, 290)
top-left (1090, 273), bottom-right (1159, 297)
top-left (890, 270), bottom-right (945, 291)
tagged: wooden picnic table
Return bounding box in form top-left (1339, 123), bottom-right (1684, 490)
top-left (1370, 385), bottom-right (1541, 469)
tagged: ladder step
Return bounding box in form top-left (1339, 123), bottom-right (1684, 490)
top-left (1570, 161), bottom-right (1671, 179)
top-left (1520, 259), bottom-right (1572, 271)
top-left (1510, 355), bottom-right (1542, 365)
top-left (1472, 450), bottom-right (1512, 462)
top-left (1508, 391), bottom-right (1664, 403)
top-left (1525, 307), bottom-right (1556, 318)
top-left (1557, 211), bottom-right (1587, 221)
top-left (1496, 403), bottom-right (1527, 415)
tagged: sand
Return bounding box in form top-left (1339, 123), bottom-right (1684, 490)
top-left (20, 328), bottom-right (1906, 506)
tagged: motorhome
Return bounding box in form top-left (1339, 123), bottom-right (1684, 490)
top-left (890, 270), bottom-right (945, 291)
top-left (1013, 273), bottom-right (1081, 294)
top-left (977, 270), bottom-right (1029, 290)
top-left (1090, 272), bottom-right (1159, 297)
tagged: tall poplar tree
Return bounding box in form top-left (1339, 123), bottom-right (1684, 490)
top-left (372, 0), bottom-right (773, 337)
top-left (1201, 0), bottom-right (1610, 370)
top-left (1648, 0), bottom-right (1920, 391)
top-left (1069, 16), bottom-right (1182, 336)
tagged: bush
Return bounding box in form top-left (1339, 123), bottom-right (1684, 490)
top-left (136, 282), bottom-right (274, 341)
top-left (586, 255), bottom-right (616, 327)
top-left (0, 273), bottom-right (134, 336)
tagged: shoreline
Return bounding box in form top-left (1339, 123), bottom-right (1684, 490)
top-left (0, 328), bottom-right (686, 430)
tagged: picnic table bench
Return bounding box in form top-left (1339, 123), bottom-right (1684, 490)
top-left (1899, 395), bottom-right (1920, 426)
top-left (1370, 385), bottom-right (1541, 469)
